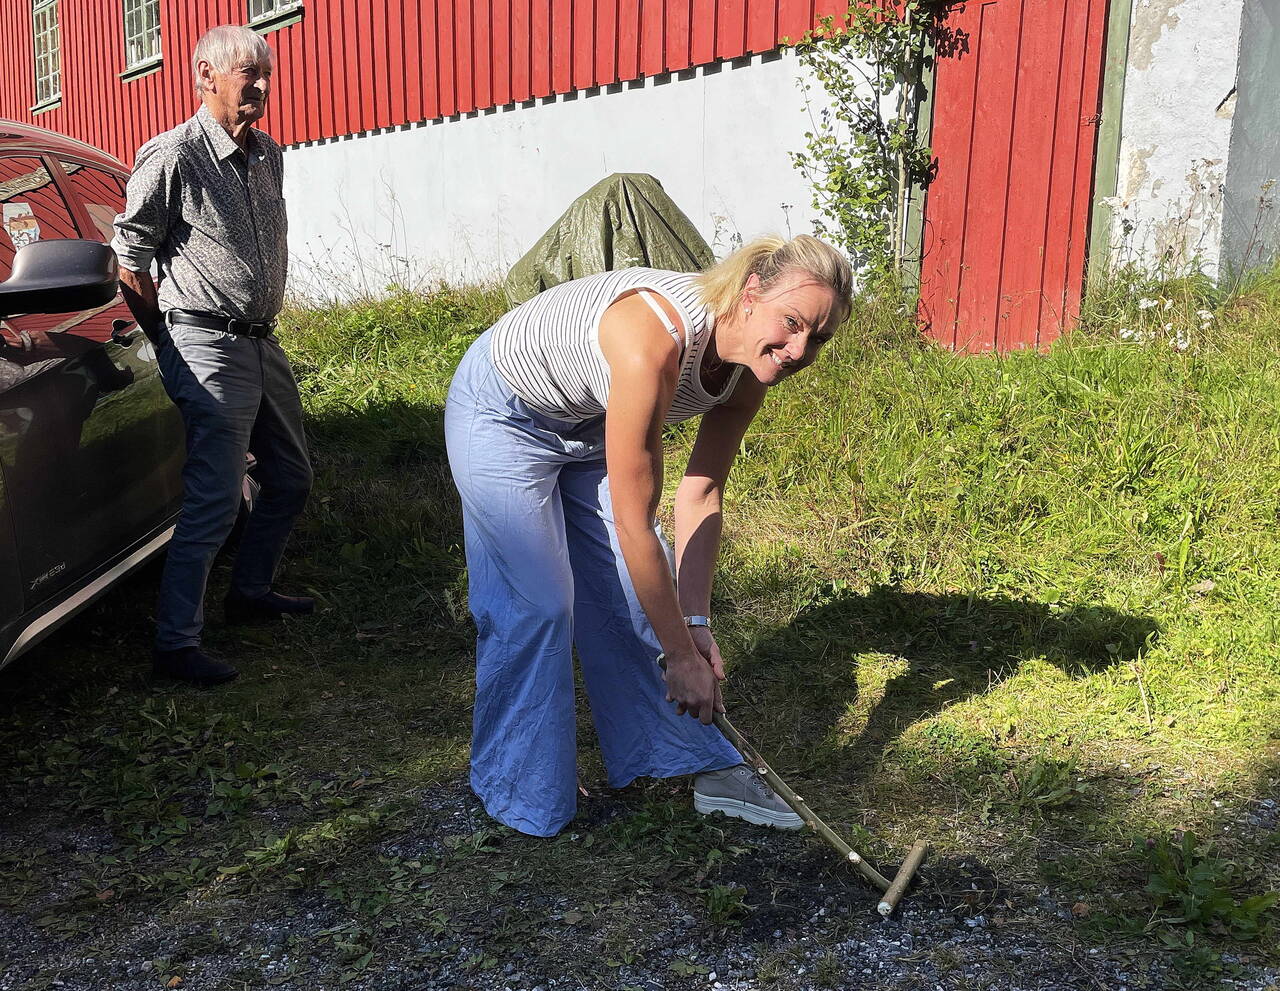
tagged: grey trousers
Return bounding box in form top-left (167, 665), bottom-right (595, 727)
top-left (155, 323), bottom-right (313, 650)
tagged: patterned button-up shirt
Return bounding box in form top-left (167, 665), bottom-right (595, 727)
top-left (111, 104), bottom-right (288, 322)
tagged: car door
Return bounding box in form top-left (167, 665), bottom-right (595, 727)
top-left (52, 155), bottom-right (185, 546)
top-left (0, 153), bottom-right (183, 611)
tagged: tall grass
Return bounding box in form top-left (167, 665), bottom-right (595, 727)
top-left (280, 269), bottom-right (1280, 780)
top-left (734, 280), bottom-right (1269, 651)
top-left (279, 285), bottom-right (507, 658)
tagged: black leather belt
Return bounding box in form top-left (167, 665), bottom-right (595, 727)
top-left (166, 309), bottom-right (276, 338)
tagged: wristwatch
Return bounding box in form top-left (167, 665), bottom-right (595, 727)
top-left (683, 615), bottom-right (711, 629)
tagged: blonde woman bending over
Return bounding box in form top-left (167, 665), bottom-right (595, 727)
top-left (444, 235), bottom-right (853, 836)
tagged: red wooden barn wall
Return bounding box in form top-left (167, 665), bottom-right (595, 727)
top-left (0, 0), bottom-right (846, 166)
top-left (918, 0), bottom-right (1109, 352)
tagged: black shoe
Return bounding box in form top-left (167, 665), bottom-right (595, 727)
top-left (152, 646), bottom-right (238, 686)
top-left (224, 589), bottom-right (316, 625)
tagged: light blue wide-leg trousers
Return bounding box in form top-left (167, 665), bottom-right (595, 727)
top-left (445, 331), bottom-right (740, 837)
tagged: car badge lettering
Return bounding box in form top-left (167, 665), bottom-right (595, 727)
top-left (30, 562), bottom-right (66, 590)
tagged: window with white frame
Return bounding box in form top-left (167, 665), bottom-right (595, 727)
top-left (248, 0), bottom-right (301, 23)
top-left (31, 0), bottom-right (61, 108)
top-left (123, 0), bottom-right (162, 71)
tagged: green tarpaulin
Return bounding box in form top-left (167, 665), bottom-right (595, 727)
top-left (504, 173), bottom-right (714, 307)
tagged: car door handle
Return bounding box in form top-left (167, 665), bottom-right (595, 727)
top-left (110, 318), bottom-right (137, 346)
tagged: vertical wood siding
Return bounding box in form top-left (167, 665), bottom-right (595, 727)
top-left (918, 0), bottom-right (1108, 352)
top-left (0, 0), bottom-right (828, 165)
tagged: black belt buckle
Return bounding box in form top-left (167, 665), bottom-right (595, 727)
top-left (231, 318), bottom-right (273, 338)
top-left (168, 310), bottom-right (275, 338)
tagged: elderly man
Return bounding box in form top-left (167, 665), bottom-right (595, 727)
top-left (113, 25), bottom-right (313, 686)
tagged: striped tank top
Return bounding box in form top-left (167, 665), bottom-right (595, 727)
top-left (488, 268), bottom-right (744, 425)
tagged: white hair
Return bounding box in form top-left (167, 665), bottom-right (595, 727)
top-left (192, 25), bottom-right (272, 96)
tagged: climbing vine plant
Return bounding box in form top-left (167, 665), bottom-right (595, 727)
top-left (787, 1), bottom-right (949, 282)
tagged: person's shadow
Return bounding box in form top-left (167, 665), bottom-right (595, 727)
top-left (726, 585), bottom-right (1160, 779)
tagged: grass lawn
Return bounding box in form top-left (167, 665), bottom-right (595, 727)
top-left (2, 267), bottom-right (1279, 989)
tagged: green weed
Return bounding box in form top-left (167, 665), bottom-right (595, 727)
top-left (991, 754), bottom-right (1088, 813)
top-left (1143, 832), bottom-right (1277, 941)
top-left (667, 957), bottom-right (712, 977)
top-left (813, 951), bottom-right (847, 987)
top-left (702, 882), bottom-right (750, 925)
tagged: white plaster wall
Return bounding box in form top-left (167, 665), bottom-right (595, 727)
top-left (281, 53), bottom-right (827, 298)
top-left (1221, 0), bottom-right (1280, 277)
top-left (1110, 0), bottom-right (1245, 275)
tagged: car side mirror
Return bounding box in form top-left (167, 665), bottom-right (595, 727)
top-left (0, 240), bottom-right (119, 319)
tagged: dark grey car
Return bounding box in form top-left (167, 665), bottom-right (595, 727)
top-left (0, 120), bottom-right (185, 668)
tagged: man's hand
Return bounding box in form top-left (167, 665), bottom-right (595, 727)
top-left (661, 648), bottom-right (724, 725)
top-left (117, 267), bottom-right (164, 344)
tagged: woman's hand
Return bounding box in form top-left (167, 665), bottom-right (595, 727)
top-left (688, 625), bottom-right (726, 681)
top-left (661, 649), bottom-right (723, 724)
top-left (689, 625), bottom-right (727, 715)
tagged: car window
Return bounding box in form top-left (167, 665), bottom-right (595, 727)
top-left (57, 161), bottom-right (126, 242)
top-left (0, 157), bottom-right (125, 345)
top-left (0, 157), bottom-right (79, 279)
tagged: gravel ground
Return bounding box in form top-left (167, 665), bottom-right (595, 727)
top-left (4, 887), bottom-right (1277, 991)
top-left (3, 779), bottom-right (1278, 991)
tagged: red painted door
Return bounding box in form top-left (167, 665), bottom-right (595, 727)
top-left (918, 0), bottom-right (1109, 352)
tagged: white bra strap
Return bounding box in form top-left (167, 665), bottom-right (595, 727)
top-left (637, 289), bottom-right (680, 341)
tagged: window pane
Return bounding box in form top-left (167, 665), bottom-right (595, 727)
top-left (58, 162), bottom-right (126, 242)
top-left (31, 1), bottom-right (60, 103)
top-left (122, 0), bottom-right (160, 69)
top-left (0, 157), bottom-right (77, 273)
top-left (53, 161), bottom-right (133, 342)
top-left (0, 157), bottom-right (90, 338)
top-left (249, 0), bottom-right (289, 21)
top-left (0, 160), bottom-right (134, 343)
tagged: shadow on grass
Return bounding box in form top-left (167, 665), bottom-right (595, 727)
top-left (0, 393), bottom-right (468, 706)
top-left (734, 586), bottom-right (1160, 777)
top-left (280, 395), bottom-right (472, 662)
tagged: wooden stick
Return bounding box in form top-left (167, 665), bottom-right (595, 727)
top-left (876, 838), bottom-right (929, 917)
top-left (712, 711), bottom-right (892, 893)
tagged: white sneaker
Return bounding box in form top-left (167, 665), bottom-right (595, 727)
top-left (693, 764), bottom-right (804, 830)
